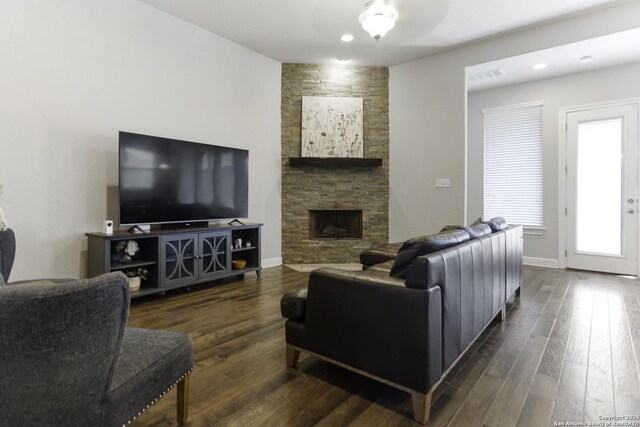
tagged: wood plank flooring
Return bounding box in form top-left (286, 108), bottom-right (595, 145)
top-left (128, 266), bottom-right (640, 426)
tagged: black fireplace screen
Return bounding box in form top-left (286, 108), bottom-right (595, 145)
top-left (308, 210), bottom-right (363, 239)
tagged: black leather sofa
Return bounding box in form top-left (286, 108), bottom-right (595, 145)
top-left (280, 219), bottom-right (523, 424)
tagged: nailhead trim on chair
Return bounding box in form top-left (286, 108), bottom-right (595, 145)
top-left (122, 368), bottom-right (193, 427)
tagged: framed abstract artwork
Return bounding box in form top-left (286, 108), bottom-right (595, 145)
top-left (301, 96), bottom-right (363, 158)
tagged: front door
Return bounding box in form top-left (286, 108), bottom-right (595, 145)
top-left (566, 103), bottom-right (638, 275)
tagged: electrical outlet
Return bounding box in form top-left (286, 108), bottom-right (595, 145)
top-left (435, 178), bottom-right (451, 188)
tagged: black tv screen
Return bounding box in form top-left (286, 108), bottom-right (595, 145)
top-left (119, 132), bottom-right (248, 226)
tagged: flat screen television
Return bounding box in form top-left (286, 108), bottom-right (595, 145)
top-left (119, 131), bottom-right (248, 226)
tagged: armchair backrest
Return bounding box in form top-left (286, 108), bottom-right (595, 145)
top-left (0, 272), bottom-right (130, 426)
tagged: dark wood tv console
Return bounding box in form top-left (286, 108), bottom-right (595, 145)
top-left (86, 223), bottom-right (262, 299)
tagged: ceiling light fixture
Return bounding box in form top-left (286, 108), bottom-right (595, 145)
top-left (532, 62), bottom-right (548, 70)
top-left (580, 55), bottom-right (593, 63)
top-left (341, 34), bottom-right (354, 42)
top-left (359, 0), bottom-right (398, 40)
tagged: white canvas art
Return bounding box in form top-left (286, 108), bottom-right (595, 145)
top-left (301, 96), bottom-right (363, 158)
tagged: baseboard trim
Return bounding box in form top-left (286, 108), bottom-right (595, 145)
top-left (262, 257), bottom-right (283, 269)
top-left (524, 256), bottom-right (559, 269)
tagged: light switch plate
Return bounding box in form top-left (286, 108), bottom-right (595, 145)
top-left (435, 178), bottom-right (451, 188)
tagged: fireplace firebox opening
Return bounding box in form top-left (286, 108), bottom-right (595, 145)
top-left (309, 210), bottom-right (363, 239)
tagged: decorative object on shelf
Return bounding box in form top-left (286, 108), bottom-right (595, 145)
top-left (127, 277), bottom-right (141, 292)
top-left (359, 0), bottom-right (399, 40)
top-left (232, 259), bottom-right (247, 270)
top-left (301, 96), bottom-right (363, 158)
top-left (0, 184), bottom-right (8, 232)
top-left (234, 238), bottom-right (243, 250)
top-left (123, 267), bottom-right (149, 292)
top-left (245, 241), bottom-right (251, 248)
top-left (116, 240), bottom-right (139, 263)
top-left (103, 220), bottom-right (114, 235)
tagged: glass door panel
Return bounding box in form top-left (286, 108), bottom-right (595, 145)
top-left (575, 118), bottom-right (622, 255)
top-left (160, 235), bottom-right (197, 287)
top-left (199, 231), bottom-right (230, 279)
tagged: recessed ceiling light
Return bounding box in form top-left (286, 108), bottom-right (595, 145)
top-left (341, 34), bottom-right (354, 42)
top-left (532, 62), bottom-right (548, 70)
top-left (580, 55), bottom-right (593, 63)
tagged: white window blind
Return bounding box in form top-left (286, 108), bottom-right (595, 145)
top-left (483, 101), bottom-right (543, 227)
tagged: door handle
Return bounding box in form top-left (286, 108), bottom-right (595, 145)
top-left (628, 208), bottom-right (636, 214)
top-left (629, 199), bottom-right (637, 204)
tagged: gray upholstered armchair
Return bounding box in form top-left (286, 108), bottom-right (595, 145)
top-left (0, 253), bottom-right (194, 426)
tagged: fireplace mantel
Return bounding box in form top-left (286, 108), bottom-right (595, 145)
top-left (288, 157), bottom-right (383, 168)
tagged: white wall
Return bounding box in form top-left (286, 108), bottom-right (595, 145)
top-left (389, 1), bottom-right (640, 242)
top-left (0, 0), bottom-right (282, 281)
top-left (467, 61), bottom-right (640, 263)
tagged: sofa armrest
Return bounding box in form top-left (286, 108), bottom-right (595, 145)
top-left (303, 267), bottom-right (442, 393)
top-left (359, 243), bottom-right (401, 267)
top-left (281, 287), bottom-right (307, 320)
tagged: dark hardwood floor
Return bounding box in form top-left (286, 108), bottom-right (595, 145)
top-left (129, 266), bottom-right (640, 426)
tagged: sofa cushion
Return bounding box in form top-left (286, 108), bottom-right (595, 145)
top-left (366, 260), bottom-right (394, 274)
top-left (469, 223), bottom-right (492, 237)
top-left (355, 269), bottom-right (406, 287)
top-left (281, 287), bottom-right (308, 320)
top-left (359, 242), bottom-right (402, 267)
top-left (486, 217), bottom-right (508, 232)
top-left (390, 230), bottom-right (470, 279)
top-left (441, 224), bottom-right (492, 239)
top-left (103, 327), bottom-right (193, 426)
top-left (471, 216), bottom-right (509, 232)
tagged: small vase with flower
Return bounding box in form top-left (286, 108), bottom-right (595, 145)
top-left (124, 267), bottom-right (149, 292)
top-left (116, 240), bottom-right (139, 263)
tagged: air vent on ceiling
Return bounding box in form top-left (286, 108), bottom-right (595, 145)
top-left (467, 68), bottom-right (505, 83)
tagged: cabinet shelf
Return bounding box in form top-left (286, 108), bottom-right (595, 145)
top-left (231, 266), bottom-right (260, 274)
top-left (130, 287), bottom-right (159, 298)
top-left (232, 246), bottom-right (256, 253)
top-left (110, 260), bottom-right (157, 270)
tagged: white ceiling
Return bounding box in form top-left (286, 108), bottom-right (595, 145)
top-left (138, 0), bottom-right (621, 66)
top-left (466, 28), bottom-right (640, 92)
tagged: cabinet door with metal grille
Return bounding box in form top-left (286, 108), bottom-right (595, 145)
top-left (159, 234), bottom-right (198, 288)
top-left (198, 231), bottom-right (231, 280)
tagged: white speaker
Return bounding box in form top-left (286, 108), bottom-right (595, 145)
top-left (103, 220), bottom-right (114, 235)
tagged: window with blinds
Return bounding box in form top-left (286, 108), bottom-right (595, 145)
top-left (483, 100), bottom-right (543, 227)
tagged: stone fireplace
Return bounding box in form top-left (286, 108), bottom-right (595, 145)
top-left (281, 64), bottom-right (389, 263)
